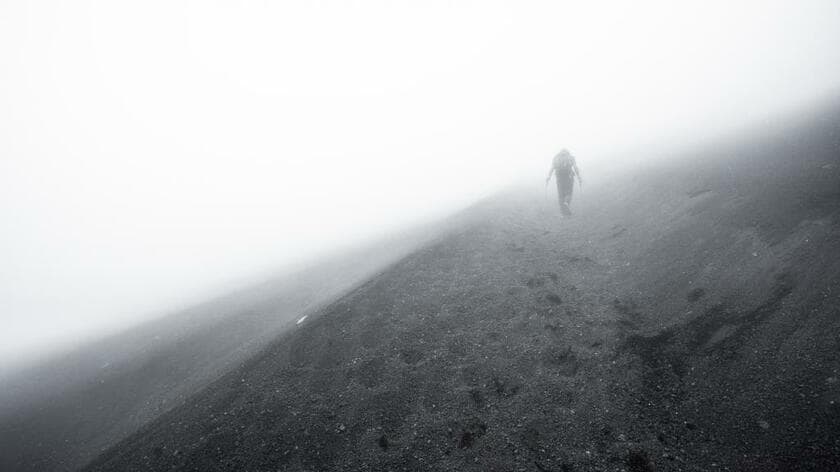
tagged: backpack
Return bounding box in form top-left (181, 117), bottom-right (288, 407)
top-left (554, 153), bottom-right (573, 173)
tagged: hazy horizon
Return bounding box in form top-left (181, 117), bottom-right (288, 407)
top-left (2, 0), bottom-right (840, 372)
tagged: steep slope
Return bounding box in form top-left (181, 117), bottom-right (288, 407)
top-left (0, 228), bottom-right (441, 472)
top-left (84, 104), bottom-right (840, 471)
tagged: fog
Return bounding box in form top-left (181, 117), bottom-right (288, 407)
top-left (2, 0), bottom-right (839, 372)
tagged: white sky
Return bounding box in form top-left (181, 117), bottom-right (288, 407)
top-left (1, 0), bottom-right (839, 369)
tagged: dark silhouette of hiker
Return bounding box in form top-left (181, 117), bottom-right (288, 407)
top-left (546, 149), bottom-right (582, 215)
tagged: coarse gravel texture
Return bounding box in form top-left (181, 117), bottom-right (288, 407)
top-left (82, 105), bottom-right (840, 472)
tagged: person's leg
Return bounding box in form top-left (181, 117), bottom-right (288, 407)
top-left (555, 178), bottom-right (565, 207)
top-left (561, 174), bottom-right (574, 206)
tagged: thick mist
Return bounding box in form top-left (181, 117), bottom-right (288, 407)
top-left (2, 0), bottom-right (839, 372)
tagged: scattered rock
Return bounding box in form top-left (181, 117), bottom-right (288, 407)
top-left (456, 420), bottom-right (487, 449)
top-left (491, 375), bottom-right (522, 397)
top-left (399, 348), bottom-right (424, 365)
top-left (625, 449), bottom-right (655, 472)
top-left (526, 277), bottom-right (545, 289)
top-left (541, 346), bottom-right (579, 376)
top-left (545, 293), bottom-right (563, 305)
top-left (686, 287), bottom-right (706, 302)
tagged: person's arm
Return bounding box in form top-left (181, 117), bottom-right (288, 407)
top-left (572, 158), bottom-right (582, 185)
top-left (546, 163), bottom-right (555, 183)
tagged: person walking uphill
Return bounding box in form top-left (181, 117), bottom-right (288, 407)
top-left (546, 149), bottom-right (582, 216)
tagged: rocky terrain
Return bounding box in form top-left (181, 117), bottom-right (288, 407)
top-left (4, 103), bottom-right (840, 472)
top-left (0, 225), bottom-right (440, 472)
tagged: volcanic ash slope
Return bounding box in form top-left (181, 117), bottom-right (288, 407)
top-left (86, 107), bottom-right (840, 472)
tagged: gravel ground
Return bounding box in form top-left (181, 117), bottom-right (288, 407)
top-left (80, 105), bottom-right (840, 471)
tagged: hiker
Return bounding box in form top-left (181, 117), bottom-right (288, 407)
top-left (546, 148), bottom-right (582, 215)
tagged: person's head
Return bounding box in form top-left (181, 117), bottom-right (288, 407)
top-left (559, 148), bottom-right (571, 157)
